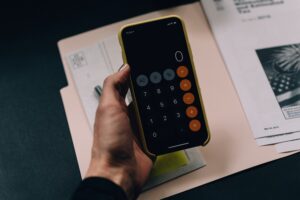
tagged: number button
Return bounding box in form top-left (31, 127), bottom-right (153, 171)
top-left (147, 118), bottom-right (155, 127)
top-left (149, 118), bottom-right (154, 124)
top-left (143, 91), bottom-right (148, 97)
top-left (159, 101), bottom-right (165, 108)
top-left (146, 104), bottom-right (151, 111)
top-left (170, 85), bottom-right (175, 91)
top-left (178, 127), bottom-right (186, 134)
top-left (136, 74), bottom-right (149, 87)
top-left (156, 88), bottom-right (162, 94)
top-left (175, 51), bottom-right (184, 62)
top-left (150, 72), bottom-right (162, 84)
top-left (172, 98), bottom-right (179, 105)
top-left (152, 131), bottom-right (158, 138)
top-left (162, 115), bottom-right (168, 122)
top-left (176, 112), bottom-right (181, 119)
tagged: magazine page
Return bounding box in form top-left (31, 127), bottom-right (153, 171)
top-left (201, 0), bottom-right (300, 141)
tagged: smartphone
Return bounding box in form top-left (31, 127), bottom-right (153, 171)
top-left (119, 16), bottom-right (210, 156)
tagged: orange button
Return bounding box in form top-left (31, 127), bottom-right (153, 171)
top-left (176, 66), bottom-right (189, 78)
top-left (186, 106), bottom-right (198, 118)
top-left (189, 119), bottom-right (201, 132)
top-left (183, 92), bottom-right (195, 105)
top-left (180, 79), bottom-right (192, 91)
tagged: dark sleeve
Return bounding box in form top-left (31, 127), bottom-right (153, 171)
top-left (71, 177), bottom-right (128, 200)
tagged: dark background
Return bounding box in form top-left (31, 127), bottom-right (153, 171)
top-left (0, 0), bottom-right (299, 199)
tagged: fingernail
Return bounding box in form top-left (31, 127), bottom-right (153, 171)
top-left (118, 63), bottom-right (129, 72)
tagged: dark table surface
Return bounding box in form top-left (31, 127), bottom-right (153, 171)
top-left (1, 0), bottom-right (300, 199)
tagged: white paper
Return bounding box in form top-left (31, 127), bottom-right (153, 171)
top-left (202, 0), bottom-right (300, 140)
top-left (256, 132), bottom-right (300, 146)
top-left (276, 139), bottom-right (300, 153)
top-left (67, 36), bottom-right (123, 128)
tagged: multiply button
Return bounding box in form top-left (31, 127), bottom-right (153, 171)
top-left (189, 119), bottom-right (201, 132)
top-left (163, 69), bottom-right (175, 81)
top-left (150, 72), bottom-right (162, 84)
top-left (186, 106), bottom-right (198, 118)
top-left (183, 92), bottom-right (195, 105)
top-left (176, 66), bottom-right (189, 78)
top-left (180, 79), bottom-right (192, 91)
top-left (136, 74), bottom-right (148, 87)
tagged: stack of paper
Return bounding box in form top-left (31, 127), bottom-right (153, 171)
top-left (202, 0), bottom-right (300, 152)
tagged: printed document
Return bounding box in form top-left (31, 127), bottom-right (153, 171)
top-left (202, 0), bottom-right (300, 143)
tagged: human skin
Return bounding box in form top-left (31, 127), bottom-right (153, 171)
top-left (85, 64), bottom-right (153, 199)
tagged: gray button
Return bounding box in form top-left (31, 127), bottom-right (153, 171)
top-left (136, 74), bottom-right (148, 87)
top-left (150, 72), bottom-right (162, 84)
top-left (163, 68), bottom-right (175, 81)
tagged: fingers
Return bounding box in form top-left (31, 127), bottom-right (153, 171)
top-left (127, 102), bottom-right (145, 150)
top-left (100, 64), bottom-right (130, 106)
top-left (133, 141), bottom-right (157, 163)
top-left (128, 102), bottom-right (157, 162)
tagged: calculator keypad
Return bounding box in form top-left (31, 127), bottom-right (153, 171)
top-left (122, 17), bottom-right (209, 155)
top-left (134, 63), bottom-right (207, 153)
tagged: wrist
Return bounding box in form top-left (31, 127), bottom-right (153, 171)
top-left (86, 157), bottom-right (136, 199)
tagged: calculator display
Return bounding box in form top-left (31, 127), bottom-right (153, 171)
top-left (120, 16), bottom-right (209, 155)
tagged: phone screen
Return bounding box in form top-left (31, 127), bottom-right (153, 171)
top-left (121, 17), bottom-right (209, 155)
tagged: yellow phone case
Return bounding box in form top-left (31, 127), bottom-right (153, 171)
top-left (118, 15), bottom-right (211, 156)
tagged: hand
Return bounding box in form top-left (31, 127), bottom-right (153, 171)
top-left (85, 64), bottom-right (153, 199)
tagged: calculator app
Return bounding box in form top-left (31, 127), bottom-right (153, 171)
top-left (121, 17), bottom-right (209, 155)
